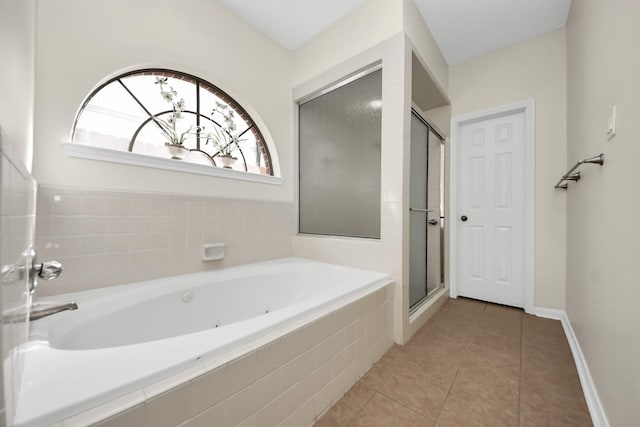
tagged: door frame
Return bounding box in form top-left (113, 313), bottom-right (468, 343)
top-left (449, 99), bottom-right (535, 314)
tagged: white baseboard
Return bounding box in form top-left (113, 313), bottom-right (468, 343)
top-left (534, 307), bottom-right (609, 427)
top-left (533, 307), bottom-right (565, 320)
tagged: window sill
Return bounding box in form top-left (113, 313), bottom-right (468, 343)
top-left (63, 143), bottom-right (284, 186)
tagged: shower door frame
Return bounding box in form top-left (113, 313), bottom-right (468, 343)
top-left (409, 108), bottom-right (446, 314)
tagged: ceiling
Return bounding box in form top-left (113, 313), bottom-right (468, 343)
top-left (220, 0), bottom-right (571, 65)
top-left (218, 0), bottom-right (365, 50)
top-left (416, 0), bottom-right (571, 64)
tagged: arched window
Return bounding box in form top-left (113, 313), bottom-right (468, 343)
top-left (72, 69), bottom-right (273, 175)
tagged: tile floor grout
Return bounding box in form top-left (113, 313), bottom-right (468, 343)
top-left (342, 392), bottom-right (375, 427)
top-left (315, 297), bottom-right (592, 427)
top-left (433, 355), bottom-right (460, 424)
top-left (432, 302), bottom-right (481, 425)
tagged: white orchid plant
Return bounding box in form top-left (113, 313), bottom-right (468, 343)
top-left (204, 101), bottom-right (244, 157)
top-left (153, 76), bottom-right (195, 145)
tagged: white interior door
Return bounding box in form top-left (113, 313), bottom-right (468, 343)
top-left (457, 111), bottom-right (526, 307)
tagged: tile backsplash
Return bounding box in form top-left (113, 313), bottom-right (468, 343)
top-left (35, 185), bottom-right (294, 296)
top-left (1, 130), bottom-right (37, 425)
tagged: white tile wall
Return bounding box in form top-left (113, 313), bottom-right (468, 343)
top-left (61, 282), bottom-right (395, 427)
top-left (35, 185), bottom-right (294, 296)
top-left (0, 131), bottom-right (37, 425)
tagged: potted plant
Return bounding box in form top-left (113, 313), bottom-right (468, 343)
top-left (153, 76), bottom-right (194, 159)
top-left (205, 101), bottom-right (243, 168)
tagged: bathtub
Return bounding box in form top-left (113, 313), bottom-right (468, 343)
top-left (14, 258), bottom-right (394, 427)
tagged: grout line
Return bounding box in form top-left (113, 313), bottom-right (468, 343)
top-left (433, 365), bottom-right (461, 425)
top-left (340, 388), bottom-right (378, 427)
top-left (373, 391), bottom-right (434, 424)
top-left (433, 302), bottom-right (485, 424)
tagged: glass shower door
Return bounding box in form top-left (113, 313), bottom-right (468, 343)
top-left (409, 113), bottom-right (429, 307)
top-left (409, 112), bottom-right (443, 309)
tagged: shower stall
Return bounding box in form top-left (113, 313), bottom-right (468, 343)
top-left (293, 42), bottom-right (451, 341)
top-left (409, 110), bottom-right (445, 311)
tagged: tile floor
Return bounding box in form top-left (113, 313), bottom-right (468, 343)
top-left (315, 297), bottom-right (592, 427)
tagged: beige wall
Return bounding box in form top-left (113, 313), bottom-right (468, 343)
top-left (291, 0), bottom-right (449, 96)
top-left (423, 105), bottom-right (451, 137)
top-left (0, 0), bottom-right (36, 170)
top-left (33, 0), bottom-right (293, 202)
top-left (449, 29), bottom-right (568, 310)
top-left (292, 0), bottom-right (403, 87)
top-left (402, 0), bottom-right (448, 93)
top-left (566, 1), bottom-right (640, 424)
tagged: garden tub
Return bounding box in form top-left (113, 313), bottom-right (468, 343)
top-left (14, 258), bottom-right (393, 426)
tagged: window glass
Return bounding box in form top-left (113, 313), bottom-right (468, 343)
top-left (73, 69), bottom-right (272, 175)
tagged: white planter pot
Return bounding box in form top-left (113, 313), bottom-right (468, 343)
top-left (217, 155), bottom-right (237, 169)
top-left (165, 143), bottom-right (188, 160)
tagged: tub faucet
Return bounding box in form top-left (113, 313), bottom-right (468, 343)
top-left (29, 301), bottom-right (78, 321)
top-left (2, 250), bottom-right (75, 322)
top-left (1, 301), bottom-right (78, 323)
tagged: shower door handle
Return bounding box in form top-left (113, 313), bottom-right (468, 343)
top-left (410, 208), bottom-right (433, 213)
top-left (428, 219), bottom-right (439, 225)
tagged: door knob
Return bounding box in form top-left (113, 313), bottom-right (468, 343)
top-left (460, 215), bottom-right (468, 222)
top-left (428, 219), bottom-right (439, 225)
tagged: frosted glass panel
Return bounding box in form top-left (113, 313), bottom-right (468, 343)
top-left (409, 114), bottom-right (429, 306)
top-left (298, 70), bottom-right (382, 239)
top-left (410, 114), bottom-right (444, 309)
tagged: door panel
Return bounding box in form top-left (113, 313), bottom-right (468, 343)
top-left (409, 114), bottom-right (428, 307)
top-left (470, 225), bottom-right (484, 279)
top-left (409, 113), bottom-right (444, 309)
top-left (426, 129), bottom-right (441, 296)
top-left (470, 156), bottom-right (484, 208)
top-left (458, 112), bottom-right (525, 307)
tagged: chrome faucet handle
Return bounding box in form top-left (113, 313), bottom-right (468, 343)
top-left (24, 248), bottom-right (63, 294)
top-left (2, 248), bottom-right (64, 295)
top-left (35, 260), bottom-right (63, 281)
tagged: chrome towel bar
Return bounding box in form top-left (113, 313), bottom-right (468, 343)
top-left (555, 153), bottom-right (604, 189)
